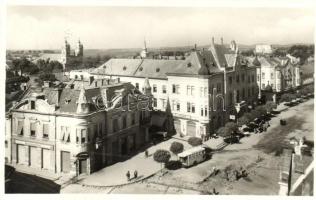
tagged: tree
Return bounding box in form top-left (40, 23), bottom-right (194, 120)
top-left (238, 115), bottom-right (251, 126)
top-left (250, 109), bottom-right (261, 120)
top-left (280, 93), bottom-right (295, 102)
top-left (255, 105), bottom-right (267, 116)
top-left (265, 101), bottom-right (277, 113)
top-left (188, 137), bottom-right (203, 147)
top-left (153, 149), bottom-right (171, 171)
top-left (169, 142), bottom-right (184, 156)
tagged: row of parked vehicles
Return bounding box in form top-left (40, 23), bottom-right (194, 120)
top-left (284, 92), bottom-right (314, 107)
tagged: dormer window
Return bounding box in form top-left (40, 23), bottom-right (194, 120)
top-left (139, 67), bottom-right (143, 71)
top-left (187, 62), bottom-right (192, 67)
top-left (103, 65), bottom-right (106, 69)
top-left (123, 66), bottom-right (127, 71)
top-left (65, 99), bottom-right (71, 104)
top-left (156, 68), bottom-right (160, 72)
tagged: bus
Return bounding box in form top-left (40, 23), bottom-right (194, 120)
top-left (178, 146), bottom-right (206, 167)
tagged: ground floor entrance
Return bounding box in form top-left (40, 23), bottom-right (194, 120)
top-left (61, 151), bottom-right (71, 173)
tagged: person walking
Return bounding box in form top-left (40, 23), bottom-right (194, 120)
top-left (126, 171), bottom-right (130, 181)
top-left (145, 150), bottom-right (149, 158)
top-left (134, 170), bottom-right (138, 179)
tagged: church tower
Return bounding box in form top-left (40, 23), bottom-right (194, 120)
top-left (75, 39), bottom-right (84, 57)
top-left (140, 39), bottom-right (148, 58)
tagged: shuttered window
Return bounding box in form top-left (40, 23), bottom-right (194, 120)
top-left (17, 121), bottom-right (24, 136)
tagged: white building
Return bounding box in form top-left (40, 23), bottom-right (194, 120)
top-left (70, 38), bottom-right (259, 138)
top-left (246, 55), bottom-right (301, 96)
top-left (255, 44), bottom-right (273, 55)
top-left (5, 77), bottom-right (151, 176)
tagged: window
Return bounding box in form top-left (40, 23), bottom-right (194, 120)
top-left (204, 87), bottom-right (207, 97)
top-left (204, 106), bottom-right (208, 116)
top-left (31, 101), bottom-right (35, 110)
top-left (113, 119), bottom-right (119, 132)
top-left (76, 129), bottom-right (80, 143)
top-left (241, 74), bottom-right (245, 82)
top-left (153, 84), bottom-right (157, 93)
top-left (176, 102), bottom-right (180, 111)
top-left (247, 75), bottom-right (250, 83)
top-left (187, 102), bottom-right (191, 113)
top-left (252, 87), bottom-right (255, 95)
top-left (252, 75), bottom-right (255, 82)
top-left (216, 83), bottom-right (221, 93)
top-left (43, 124), bottom-right (49, 139)
top-left (30, 122), bottom-right (36, 137)
top-left (176, 85), bottom-right (180, 94)
top-left (242, 88), bottom-right (245, 100)
top-left (200, 87), bottom-right (203, 97)
top-left (248, 88), bottom-right (251, 98)
top-left (257, 74), bottom-right (260, 81)
top-left (153, 98), bottom-right (157, 107)
top-left (201, 107), bottom-right (204, 116)
top-left (229, 92), bottom-right (233, 105)
top-left (99, 123), bottom-right (102, 136)
top-left (161, 99), bottom-right (167, 109)
top-left (172, 84), bottom-right (176, 93)
top-left (262, 83), bottom-right (265, 89)
top-left (162, 85), bottom-right (167, 94)
top-left (17, 120), bottom-right (24, 136)
top-left (61, 126), bottom-right (70, 142)
top-left (271, 73), bottom-right (274, 79)
top-left (5, 140), bottom-right (8, 148)
top-left (122, 116), bottom-right (127, 129)
top-left (262, 72), bottom-right (265, 79)
top-left (187, 86), bottom-right (190, 95)
top-left (229, 76), bottom-right (233, 84)
top-left (131, 113), bottom-right (136, 125)
top-left (191, 86), bottom-right (195, 96)
top-left (236, 90), bottom-right (240, 102)
top-left (187, 102), bottom-right (195, 113)
top-left (81, 129), bottom-right (87, 143)
top-left (135, 83), bottom-right (139, 89)
top-left (236, 75), bottom-right (240, 83)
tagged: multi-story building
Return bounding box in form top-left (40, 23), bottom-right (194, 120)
top-left (60, 39), bottom-right (84, 70)
top-left (5, 77), bottom-right (151, 176)
top-left (246, 55), bottom-right (301, 100)
top-left (70, 38), bottom-right (259, 138)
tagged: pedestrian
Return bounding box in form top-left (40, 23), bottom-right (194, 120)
top-left (134, 170), bottom-right (138, 179)
top-left (145, 150), bottom-right (149, 158)
top-left (126, 170), bottom-right (130, 181)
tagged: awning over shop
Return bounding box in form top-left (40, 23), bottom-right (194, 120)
top-left (76, 152), bottom-right (89, 160)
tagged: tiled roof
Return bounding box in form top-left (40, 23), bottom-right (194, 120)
top-left (93, 59), bottom-right (143, 76)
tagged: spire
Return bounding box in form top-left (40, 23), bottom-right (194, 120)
top-left (76, 84), bottom-right (89, 113)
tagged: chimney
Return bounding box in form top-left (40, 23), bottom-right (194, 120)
top-left (212, 37), bottom-right (215, 44)
top-left (194, 44), bottom-right (197, 51)
top-left (89, 76), bottom-right (94, 85)
top-left (53, 88), bottom-right (62, 106)
top-left (221, 37), bottom-right (224, 45)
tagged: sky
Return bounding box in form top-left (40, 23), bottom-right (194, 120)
top-left (6, 6), bottom-right (315, 50)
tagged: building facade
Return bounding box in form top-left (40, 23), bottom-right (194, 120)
top-left (246, 55), bottom-right (301, 99)
top-left (5, 77), bottom-right (151, 176)
top-left (70, 38), bottom-right (258, 138)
